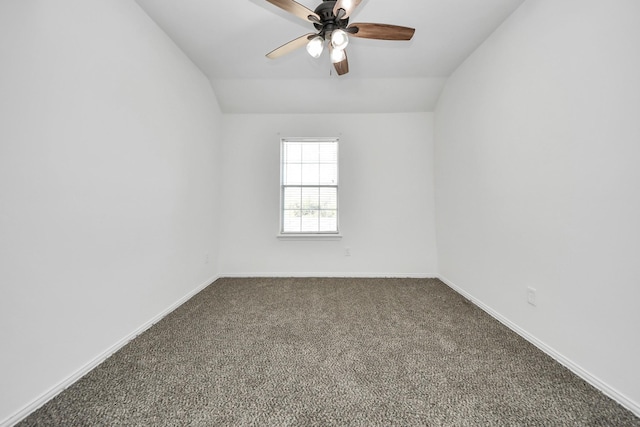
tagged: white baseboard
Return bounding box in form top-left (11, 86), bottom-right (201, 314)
top-left (219, 272), bottom-right (437, 279)
top-left (1, 274), bottom-right (219, 427)
top-left (438, 275), bottom-right (640, 418)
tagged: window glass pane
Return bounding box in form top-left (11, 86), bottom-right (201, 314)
top-left (283, 187), bottom-right (301, 210)
top-left (319, 188), bottom-right (337, 209)
top-left (319, 142), bottom-right (337, 163)
top-left (284, 143), bottom-right (302, 163)
top-left (284, 164), bottom-right (302, 185)
top-left (301, 143), bottom-right (319, 163)
top-left (301, 187), bottom-right (319, 210)
top-left (301, 163), bottom-right (319, 185)
top-left (283, 210), bottom-right (301, 232)
top-left (319, 163), bottom-right (337, 184)
top-left (319, 213), bottom-right (337, 232)
top-left (301, 210), bottom-right (319, 232)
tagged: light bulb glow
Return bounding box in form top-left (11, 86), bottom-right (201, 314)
top-left (306, 36), bottom-right (324, 59)
top-left (330, 46), bottom-right (346, 63)
top-left (331, 29), bottom-right (349, 50)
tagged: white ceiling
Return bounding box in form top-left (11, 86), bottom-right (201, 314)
top-left (134, 0), bottom-right (525, 113)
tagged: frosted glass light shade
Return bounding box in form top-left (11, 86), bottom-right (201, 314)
top-left (330, 46), bottom-right (346, 63)
top-left (306, 36), bottom-right (324, 58)
top-left (331, 29), bottom-right (349, 50)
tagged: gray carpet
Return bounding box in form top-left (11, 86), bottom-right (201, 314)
top-left (20, 277), bottom-right (639, 426)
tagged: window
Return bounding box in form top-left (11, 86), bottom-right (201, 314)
top-left (280, 138), bottom-right (339, 235)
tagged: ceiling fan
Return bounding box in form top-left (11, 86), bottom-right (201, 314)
top-left (264, 0), bottom-right (415, 76)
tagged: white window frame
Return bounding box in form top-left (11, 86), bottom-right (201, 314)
top-left (278, 137), bottom-right (341, 240)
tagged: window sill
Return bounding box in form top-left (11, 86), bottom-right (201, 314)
top-left (277, 234), bottom-right (343, 241)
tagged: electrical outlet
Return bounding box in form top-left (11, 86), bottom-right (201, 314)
top-left (344, 247), bottom-right (351, 257)
top-left (527, 286), bottom-right (537, 306)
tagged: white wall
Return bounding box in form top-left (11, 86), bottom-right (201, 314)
top-left (435, 0), bottom-right (640, 414)
top-left (0, 1), bottom-right (222, 424)
top-left (219, 113), bottom-right (437, 277)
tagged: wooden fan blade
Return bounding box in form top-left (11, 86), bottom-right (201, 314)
top-left (334, 55), bottom-right (349, 75)
top-left (265, 0), bottom-right (320, 23)
top-left (347, 23), bottom-right (415, 41)
top-left (266, 33), bottom-right (315, 59)
top-left (330, 46), bottom-right (349, 76)
top-left (333, 0), bottom-right (362, 19)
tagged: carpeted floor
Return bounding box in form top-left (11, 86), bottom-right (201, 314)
top-left (20, 277), bottom-right (639, 426)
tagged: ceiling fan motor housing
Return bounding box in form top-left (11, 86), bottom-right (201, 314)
top-left (313, 0), bottom-right (349, 37)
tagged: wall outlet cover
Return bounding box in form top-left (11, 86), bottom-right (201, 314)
top-left (527, 286), bottom-right (537, 306)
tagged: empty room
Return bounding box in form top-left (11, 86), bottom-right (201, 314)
top-left (1, 0), bottom-right (639, 425)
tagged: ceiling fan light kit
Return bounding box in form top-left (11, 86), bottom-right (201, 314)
top-left (264, 0), bottom-right (415, 76)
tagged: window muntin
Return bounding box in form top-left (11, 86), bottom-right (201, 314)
top-left (281, 138), bottom-right (338, 234)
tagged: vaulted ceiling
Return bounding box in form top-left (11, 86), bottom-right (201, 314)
top-left (134, 0), bottom-right (525, 113)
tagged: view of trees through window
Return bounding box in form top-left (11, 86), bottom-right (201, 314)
top-left (281, 138), bottom-right (338, 233)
